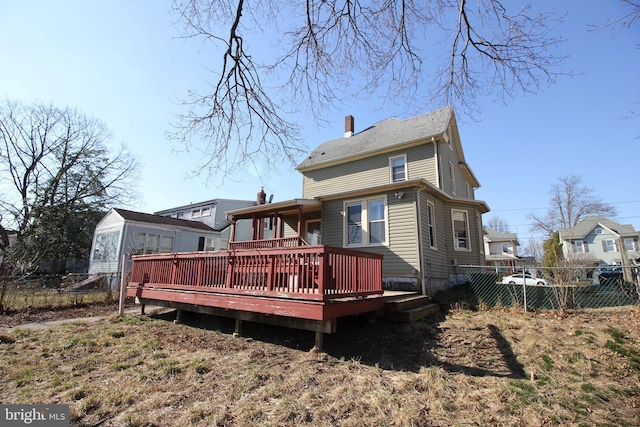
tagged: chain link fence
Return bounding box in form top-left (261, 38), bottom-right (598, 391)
top-left (0, 273), bottom-right (121, 312)
top-left (458, 265), bottom-right (639, 312)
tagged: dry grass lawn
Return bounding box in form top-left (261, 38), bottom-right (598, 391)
top-left (1, 303), bottom-right (639, 426)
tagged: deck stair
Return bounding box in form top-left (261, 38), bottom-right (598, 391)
top-left (384, 293), bottom-right (439, 322)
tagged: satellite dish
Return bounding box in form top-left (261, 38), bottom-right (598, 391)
top-left (268, 194), bottom-right (274, 203)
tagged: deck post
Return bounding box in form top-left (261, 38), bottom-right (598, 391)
top-left (175, 309), bottom-right (183, 324)
top-left (234, 318), bottom-right (243, 337)
top-left (314, 331), bottom-right (324, 351)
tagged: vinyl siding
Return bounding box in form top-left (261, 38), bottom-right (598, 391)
top-left (321, 192), bottom-right (420, 277)
top-left (445, 202), bottom-right (483, 266)
top-left (302, 143), bottom-right (437, 199)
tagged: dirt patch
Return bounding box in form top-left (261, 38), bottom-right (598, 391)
top-left (0, 300), bottom-right (132, 328)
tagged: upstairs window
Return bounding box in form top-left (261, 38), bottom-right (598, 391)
top-left (572, 240), bottom-right (585, 253)
top-left (624, 238), bottom-right (637, 251)
top-left (602, 239), bottom-right (617, 252)
top-left (452, 209), bottom-right (469, 250)
top-left (390, 155), bottom-right (407, 182)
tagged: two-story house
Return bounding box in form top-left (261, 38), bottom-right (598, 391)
top-left (225, 107), bottom-right (489, 294)
top-left (483, 228), bottom-right (522, 271)
top-left (559, 216), bottom-right (640, 267)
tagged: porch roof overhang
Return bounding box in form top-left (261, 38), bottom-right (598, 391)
top-left (316, 178), bottom-right (490, 214)
top-left (225, 198), bottom-right (322, 221)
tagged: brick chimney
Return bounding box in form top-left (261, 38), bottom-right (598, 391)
top-left (344, 115), bottom-right (354, 138)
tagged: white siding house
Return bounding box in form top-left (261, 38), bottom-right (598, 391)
top-left (88, 208), bottom-right (226, 277)
top-left (559, 216), bottom-right (639, 266)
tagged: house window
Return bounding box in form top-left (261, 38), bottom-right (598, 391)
top-left (390, 155), bottom-right (407, 182)
top-left (177, 212), bottom-right (184, 219)
top-left (191, 209), bottom-right (201, 218)
top-left (452, 209), bottom-right (470, 250)
top-left (602, 239), bottom-right (617, 252)
top-left (132, 232), bottom-right (169, 255)
top-left (92, 231), bottom-right (119, 261)
top-left (306, 220), bottom-right (321, 245)
top-left (200, 207), bottom-right (211, 217)
top-left (345, 197), bottom-right (387, 247)
top-left (448, 161), bottom-right (456, 195)
top-left (160, 236), bottom-right (174, 253)
top-left (595, 228), bottom-right (603, 234)
top-left (625, 238), bottom-right (637, 251)
top-left (205, 237), bottom-right (218, 251)
top-left (572, 240), bottom-right (585, 253)
top-left (427, 202), bottom-right (436, 248)
top-left (502, 243), bottom-right (509, 254)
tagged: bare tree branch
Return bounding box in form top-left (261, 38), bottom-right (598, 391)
top-left (528, 175), bottom-right (618, 237)
top-left (170, 0), bottom-right (568, 178)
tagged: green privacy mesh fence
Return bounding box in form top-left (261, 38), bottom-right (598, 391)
top-left (460, 266), bottom-right (639, 311)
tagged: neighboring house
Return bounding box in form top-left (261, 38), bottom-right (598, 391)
top-left (483, 228), bottom-right (522, 271)
top-left (88, 208), bottom-right (228, 279)
top-left (559, 216), bottom-right (640, 267)
top-left (226, 107), bottom-right (490, 294)
top-left (154, 198), bottom-right (259, 242)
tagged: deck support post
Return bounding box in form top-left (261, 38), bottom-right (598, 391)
top-left (140, 304), bottom-right (146, 315)
top-left (314, 331), bottom-right (324, 351)
top-left (234, 319), bottom-right (243, 337)
top-left (175, 309), bottom-right (183, 324)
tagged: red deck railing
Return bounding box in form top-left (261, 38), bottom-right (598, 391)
top-left (128, 245), bottom-right (383, 302)
top-left (228, 236), bottom-right (304, 250)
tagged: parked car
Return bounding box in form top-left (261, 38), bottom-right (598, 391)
top-left (501, 273), bottom-right (550, 286)
top-left (598, 266), bottom-right (623, 280)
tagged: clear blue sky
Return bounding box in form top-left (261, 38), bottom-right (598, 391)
top-left (1, 0), bottom-right (638, 246)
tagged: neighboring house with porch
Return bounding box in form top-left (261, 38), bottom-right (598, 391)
top-left (483, 228), bottom-right (522, 271)
top-left (225, 107), bottom-right (490, 294)
top-left (559, 216), bottom-right (640, 267)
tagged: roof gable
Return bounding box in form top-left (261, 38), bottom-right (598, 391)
top-left (297, 107), bottom-right (453, 171)
top-left (559, 215), bottom-right (638, 240)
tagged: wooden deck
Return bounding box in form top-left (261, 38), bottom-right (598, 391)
top-left (126, 245), bottom-right (385, 347)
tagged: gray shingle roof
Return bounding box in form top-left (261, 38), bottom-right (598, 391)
top-left (559, 215), bottom-right (637, 239)
top-left (484, 228), bottom-right (519, 244)
top-left (297, 106), bottom-right (453, 171)
top-left (113, 208), bottom-right (217, 232)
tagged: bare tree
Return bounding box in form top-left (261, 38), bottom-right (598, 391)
top-left (528, 175), bottom-right (617, 237)
top-left (486, 216), bottom-right (510, 233)
top-left (169, 0), bottom-right (567, 178)
top-left (0, 99), bottom-right (140, 271)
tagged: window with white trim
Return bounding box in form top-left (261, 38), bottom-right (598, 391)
top-left (602, 239), bottom-right (617, 252)
top-left (132, 232), bottom-right (174, 255)
top-left (572, 240), bottom-right (584, 253)
top-left (595, 228), bottom-right (603, 234)
top-left (452, 209), bottom-right (470, 250)
top-left (92, 231), bottom-right (120, 261)
top-left (624, 238), bottom-right (637, 251)
top-left (427, 201), bottom-right (436, 248)
top-left (345, 197), bottom-right (387, 247)
top-left (390, 155), bottom-right (407, 182)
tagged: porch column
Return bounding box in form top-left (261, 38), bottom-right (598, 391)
top-left (297, 206), bottom-right (303, 240)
